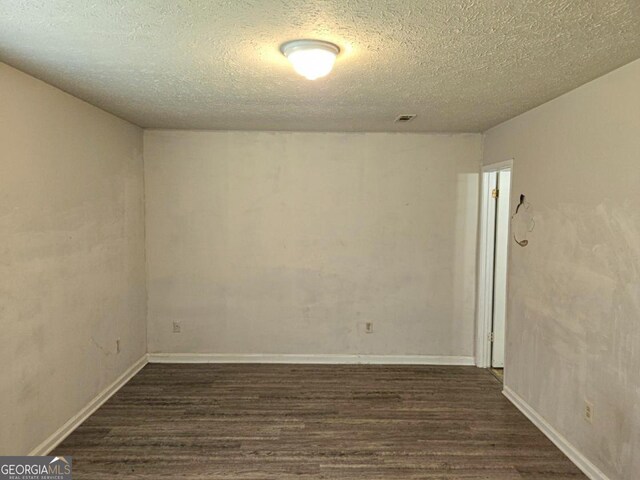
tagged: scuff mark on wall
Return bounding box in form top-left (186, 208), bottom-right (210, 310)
top-left (509, 201), bottom-right (640, 477)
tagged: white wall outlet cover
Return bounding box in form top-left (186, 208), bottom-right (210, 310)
top-left (584, 400), bottom-right (594, 423)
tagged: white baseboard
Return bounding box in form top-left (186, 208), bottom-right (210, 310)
top-left (502, 386), bottom-right (609, 480)
top-left (29, 355), bottom-right (148, 456)
top-left (147, 353), bottom-right (475, 365)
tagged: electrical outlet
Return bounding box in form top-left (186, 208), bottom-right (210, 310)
top-left (173, 321), bottom-right (181, 334)
top-left (116, 338), bottom-right (121, 353)
top-left (365, 322), bottom-right (374, 334)
top-left (584, 400), bottom-right (594, 423)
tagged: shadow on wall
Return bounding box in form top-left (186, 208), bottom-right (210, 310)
top-left (453, 172), bottom-right (479, 354)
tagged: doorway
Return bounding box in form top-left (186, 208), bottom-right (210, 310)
top-left (476, 161), bottom-right (512, 381)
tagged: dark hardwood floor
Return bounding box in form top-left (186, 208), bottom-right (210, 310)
top-left (54, 364), bottom-right (586, 479)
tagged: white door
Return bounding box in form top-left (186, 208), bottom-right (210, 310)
top-left (491, 170), bottom-right (511, 368)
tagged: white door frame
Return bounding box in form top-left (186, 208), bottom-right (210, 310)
top-left (476, 159), bottom-right (513, 369)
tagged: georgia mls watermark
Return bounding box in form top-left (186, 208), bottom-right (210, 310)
top-left (0, 457), bottom-right (72, 480)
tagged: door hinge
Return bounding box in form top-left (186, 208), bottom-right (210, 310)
top-left (491, 188), bottom-right (499, 199)
top-left (489, 332), bottom-right (495, 342)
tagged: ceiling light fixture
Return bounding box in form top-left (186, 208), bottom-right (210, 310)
top-left (280, 39), bottom-right (340, 80)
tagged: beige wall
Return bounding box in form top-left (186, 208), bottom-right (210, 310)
top-left (484, 59), bottom-right (640, 479)
top-left (145, 131), bottom-right (481, 358)
top-left (0, 63), bottom-right (147, 455)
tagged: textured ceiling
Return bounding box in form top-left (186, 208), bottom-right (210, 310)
top-left (1, 1), bottom-right (640, 132)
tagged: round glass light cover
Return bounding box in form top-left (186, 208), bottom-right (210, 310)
top-left (281, 40), bottom-right (339, 80)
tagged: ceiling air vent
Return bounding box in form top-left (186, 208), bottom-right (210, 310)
top-left (395, 114), bottom-right (417, 123)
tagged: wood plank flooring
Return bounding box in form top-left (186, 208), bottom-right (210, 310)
top-left (54, 364), bottom-right (586, 479)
